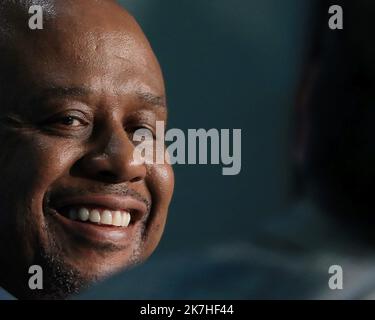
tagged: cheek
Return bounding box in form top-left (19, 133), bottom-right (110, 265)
top-left (0, 133), bottom-right (80, 264)
top-left (142, 163), bottom-right (174, 256)
top-left (148, 163), bottom-right (175, 204)
top-left (0, 133), bottom-right (81, 232)
top-left (2, 135), bottom-right (78, 196)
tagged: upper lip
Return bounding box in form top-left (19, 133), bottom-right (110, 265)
top-left (52, 194), bottom-right (148, 221)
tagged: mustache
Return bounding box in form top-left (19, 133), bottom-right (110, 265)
top-left (45, 184), bottom-right (151, 212)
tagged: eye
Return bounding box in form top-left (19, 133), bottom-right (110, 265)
top-left (132, 125), bottom-right (152, 132)
top-left (42, 111), bottom-right (90, 132)
top-left (57, 116), bottom-right (83, 127)
top-left (127, 124), bottom-right (156, 139)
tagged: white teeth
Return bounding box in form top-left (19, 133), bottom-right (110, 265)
top-left (89, 209), bottom-right (101, 223)
top-left (78, 208), bottom-right (89, 221)
top-left (68, 207), bottom-right (131, 227)
top-left (122, 212), bottom-right (131, 227)
top-left (101, 210), bottom-right (112, 225)
top-left (113, 211), bottom-right (122, 226)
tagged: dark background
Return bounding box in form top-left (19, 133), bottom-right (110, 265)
top-left (119, 0), bottom-right (312, 253)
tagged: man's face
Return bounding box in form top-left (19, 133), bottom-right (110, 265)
top-left (0, 1), bottom-right (174, 299)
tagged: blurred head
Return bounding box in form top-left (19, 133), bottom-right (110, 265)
top-left (295, 0), bottom-right (375, 223)
top-left (0, 0), bottom-right (174, 299)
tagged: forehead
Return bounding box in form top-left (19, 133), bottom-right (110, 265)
top-left (4, 1), bottom-right (165, 102)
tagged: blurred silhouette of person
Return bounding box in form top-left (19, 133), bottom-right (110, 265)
top-left (253, 0), bottom-right (375, 299)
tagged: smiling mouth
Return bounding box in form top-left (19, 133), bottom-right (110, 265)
top-left (62, 207), bottom-right (131, 227)
top-left (46, 193), bottom-right (148, 231)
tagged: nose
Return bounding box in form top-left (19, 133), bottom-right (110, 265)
top-left (76, 125), bottom-right (147, 184)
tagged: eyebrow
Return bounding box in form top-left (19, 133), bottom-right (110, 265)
top-left (136, 90), bottom-right (167, 109)
top-left (48, 87), bottom-right (91, 97)
top-left (31, 86), bottom-right (167, 108)
top-left (29, 86), bottom-right (92, 105)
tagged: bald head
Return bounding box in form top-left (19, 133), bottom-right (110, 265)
top-left (0, 0), bottom-right (164, 102)
top-left (0, 0), bottom-right (174, 300)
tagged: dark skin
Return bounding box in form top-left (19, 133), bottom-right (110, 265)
top-left (0, 0), bottom-right (174, 299)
